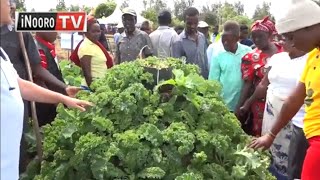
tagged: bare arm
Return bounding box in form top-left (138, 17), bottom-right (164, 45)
top-left (80, 55), bottom-right (93, 86)
top-left (19, 78), bottom-right (64, 103)
top-left (249, 82), bottom-right (306, 149)
top-left (32, 62), bottom-right (67, 91)
top-left (243, 72), bottom-right (270, 108)
top-left (18, 78), bottom-right (92, 111)
top-left (237, 80), bottom-right (253, 109)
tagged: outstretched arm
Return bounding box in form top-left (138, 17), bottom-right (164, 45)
top-left (249, 82), bottom-right (306, 150)
top-left (18, 78), bottom-right (92, 111)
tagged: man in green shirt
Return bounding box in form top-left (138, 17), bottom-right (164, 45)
top-left (208, 21), bottom-right (252, 112)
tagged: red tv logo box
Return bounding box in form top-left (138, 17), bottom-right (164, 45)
top-left (15, 12), bottom-right (87, 32)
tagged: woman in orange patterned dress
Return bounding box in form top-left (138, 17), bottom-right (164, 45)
top-left (236, 16), bottom-right (283, 137)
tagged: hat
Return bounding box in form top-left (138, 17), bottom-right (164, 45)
top-left (116, 22), bottom-right (124, 28)
top-left (122, 8), bottom-right (137, 17)
top-left (275, 0), bottom-right (320, 34)
top-left (198, 21), bottom-right (209, 28)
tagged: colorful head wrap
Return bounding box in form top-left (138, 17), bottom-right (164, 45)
top-left (87, 16), bottom-right (97, 28)
top-left (251, 16), bottom-right (277, 35)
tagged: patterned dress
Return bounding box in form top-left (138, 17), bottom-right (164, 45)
top-left (241, 43), bottom-right (283, 137)
top-left (262, 53), bottom-right (308, 179)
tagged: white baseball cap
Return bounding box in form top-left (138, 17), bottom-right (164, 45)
top-left (276, 0), bottom-right (320, 34)
top-left (116, 22), bottom-right (124, 28)
top-left (198, 21), bottom-right (209, 28)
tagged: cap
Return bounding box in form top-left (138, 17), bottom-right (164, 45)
top-left (122, 8), bottom-right (137, 17)
top-left (116, 22), bottom-right (124, 28)
top-left (275, 0), bottom-right (320, 34)
top-left (198, 21), bottom-right (209, 28)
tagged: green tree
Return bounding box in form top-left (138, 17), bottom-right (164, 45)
top-left (234, 1), bottom-right (244, 15)
top-left (141, 9), bottom-right (158, 23)
top-left (201, 13), bottom-right (218, 27)
top-left (94, 0), bottom-right (117, 18)
top-left (82, 6), bottom-right (92, 14)
top-left (171, 17), bottom-right (184, 27)
top-left (200, 1), bottom-right (248, 27)
top-left (232, 15), bottom-right (253, 27)
top-left (31, 8), bottom-right (35, 12)
top-left (141, 0), bottom-right (169, 24)
top-left (120, 0), bottom-right (130, 10)
top-left (69, 5), bottom-right (80, 12)
top-left (200, 5), bottom-right (216, 26)
top-left (16, 0), bottom-right (26, 11)
top-left (142, 0), bottom-right (168, 14)
top-left (173, 0), bottom-right (195, 21)
top-left (252, 1), bottom-right (273, 21)
top-left (219, 2), bottom-right (238, 24)
top-left (56, 0), bottom-right (67, 11)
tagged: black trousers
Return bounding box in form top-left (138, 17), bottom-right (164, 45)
top-left (36, 102), bottom-right (57, 127)
top-left (287, 124), bottom-right (309, 180)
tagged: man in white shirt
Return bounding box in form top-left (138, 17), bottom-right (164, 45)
top-left (114, 22), bottom-right (124, 45)
top-left (198, 21), bottom-right (210, 49)
top-left (149, 10), bottom-right (179, 58)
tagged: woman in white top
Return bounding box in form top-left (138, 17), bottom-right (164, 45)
top-left (241, 38), bottom-right (308, 180)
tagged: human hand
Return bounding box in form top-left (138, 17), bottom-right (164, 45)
top-left (239, 102), bottom-right (251, 116)
top-left (235, 107), bottom-right (243, 121)
top-left (248, 134), bottom-right (274, 150)
top-left (65, 86), bottom-right (81, 97)
top-left (62, 96), bottom-right (94, 112)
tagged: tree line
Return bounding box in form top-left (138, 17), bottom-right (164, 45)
top-left (16, 0), bottom-right (320, 27)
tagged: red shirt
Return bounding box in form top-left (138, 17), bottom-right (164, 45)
top-left (240, 43), bottom-right (283, 136)
top-left (241, 43), bottom-right (284, 86)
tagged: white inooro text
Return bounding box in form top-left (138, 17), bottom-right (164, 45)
top-left (20, 14), bottom-right (55, 29)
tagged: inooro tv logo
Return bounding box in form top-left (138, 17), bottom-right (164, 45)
top-left (15, 12), bottom-right (87, 32)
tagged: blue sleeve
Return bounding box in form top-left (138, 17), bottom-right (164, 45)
top-left (172, 40), bottom-right (183, 58)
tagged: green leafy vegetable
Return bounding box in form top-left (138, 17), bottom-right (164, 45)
top-left (27, 57), bottom-right (275, 180)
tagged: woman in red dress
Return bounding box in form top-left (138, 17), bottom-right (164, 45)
top-left (236, 16), bottom-right (283, 137)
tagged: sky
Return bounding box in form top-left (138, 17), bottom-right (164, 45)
top-left (24, 0), bottom-right (290, 19)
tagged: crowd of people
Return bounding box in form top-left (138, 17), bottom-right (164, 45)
top-left (1, 0), bottom-right (320, 179)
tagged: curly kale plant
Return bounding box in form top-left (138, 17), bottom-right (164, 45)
top-left (27, 57), bottom-right (275, 180)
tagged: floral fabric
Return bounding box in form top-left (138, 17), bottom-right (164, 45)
top-left (241, 43), bottom-right (283, 136)
top-left (263, 90), bottom-right (292, 178)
